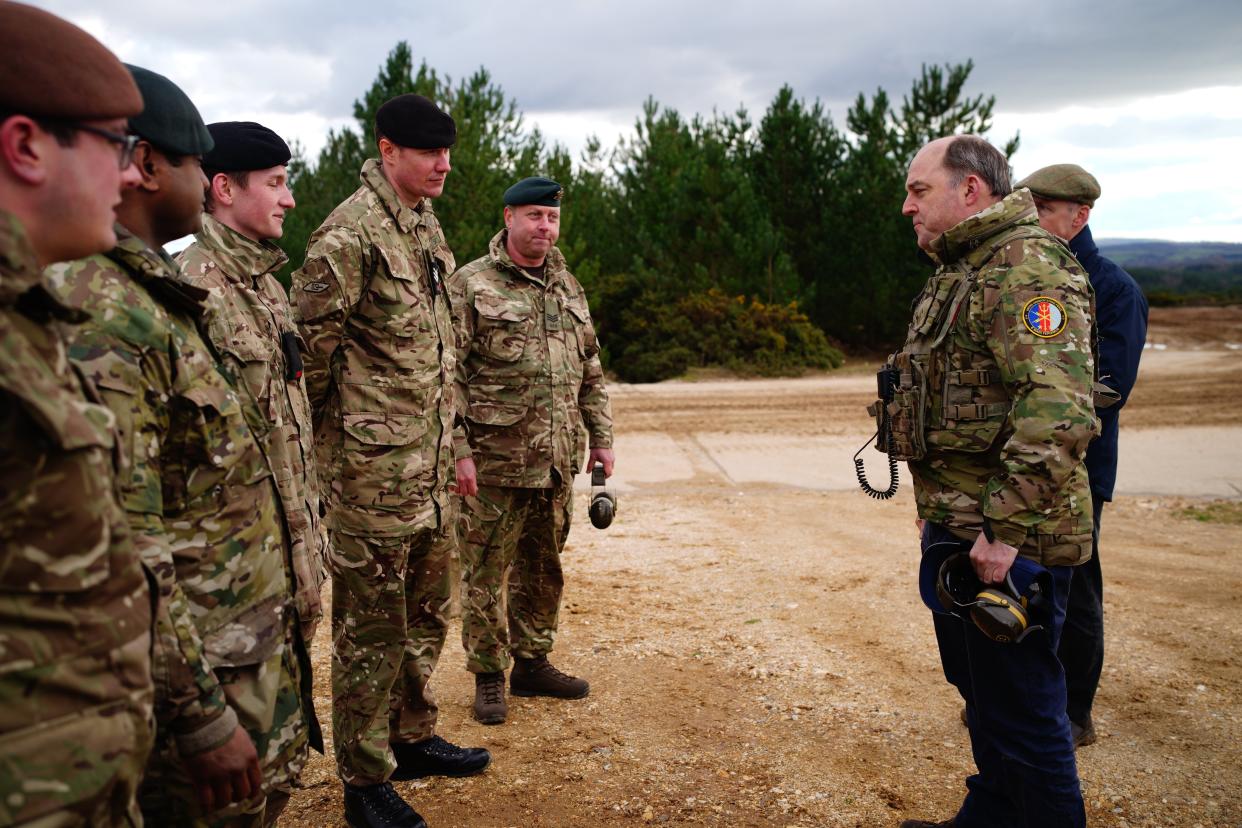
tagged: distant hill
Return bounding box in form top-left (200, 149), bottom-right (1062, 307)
top-left (1096, 240), bottom-right (1242, 305)
top-left (1097, 239), bottom-right (1242, 269)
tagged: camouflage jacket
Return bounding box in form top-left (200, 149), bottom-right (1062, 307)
top-left (0, 212), bottom-right (154, 824)
top-left (48, 226), bottom-right (297, 757)
top-left (449, 230), bottom-right (612, 488)
top-left (178, 215), bottom-right (327, 636)
top-left (291, 158), bottom-right (457, 538)
top-left (895, 190), bottom-right (1098, 565)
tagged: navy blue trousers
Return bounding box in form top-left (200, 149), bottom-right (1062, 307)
top-left (1058, 496), bottom-right (1106, 724)
top-left (921, 523), bottom-right (1086, 828)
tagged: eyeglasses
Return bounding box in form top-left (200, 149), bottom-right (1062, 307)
top-left (71, 124), bottom-right (140, 170)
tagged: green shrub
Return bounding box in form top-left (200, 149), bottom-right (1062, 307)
top-left (609, 288), bottom-right (843, 383)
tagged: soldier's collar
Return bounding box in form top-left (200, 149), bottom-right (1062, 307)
top-left (196, 214), bottom-right (288, 283)
top-left (0, 209), bottom-right (48, 307)
top-left (363, 157), bottom-right (426, 235)
top-left (488, 228), bottom-right (566, 286)
top-left (108, 224), bottom-right (211, 316)
top-left (930, 189), bottom-right (1039, 266)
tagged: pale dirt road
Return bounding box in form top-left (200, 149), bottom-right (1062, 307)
top-left (283, 307), bottom-right (1242, 828)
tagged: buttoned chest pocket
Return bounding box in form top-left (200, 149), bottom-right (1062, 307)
top-left (0, 389), bottom-right (119, 594)
top-left (563, 301), bottom-right (597, 360)
top-left (370, 247), bottom-right (435, 341)
top-left (473, 290), bottom-right (531, 363)
top-left (218, 331), bottom-right (278, 422)
top-left (167, 380), bottom-right (265, 511)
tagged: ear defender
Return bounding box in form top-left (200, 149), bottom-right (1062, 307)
top-left (935, 553), bottom-right (1044, 644)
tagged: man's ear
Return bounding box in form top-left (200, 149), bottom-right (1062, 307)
top-left (0, 115), bottom-right (50, 186)
top-left (210, 172), bottom-right (234, 208)
top-left (961, 173), bottom-right (985, 207)
top-left (132, 141), bottom-right (161, 194)
top-left (1073, 204), bottom-right (1091, 233)
top-left (378, 137), bottom-right (397, 165)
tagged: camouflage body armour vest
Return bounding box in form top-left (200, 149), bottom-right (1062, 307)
top-left (874, 226), bottom-right (1045, 463)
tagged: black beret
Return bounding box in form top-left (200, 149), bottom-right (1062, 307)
top-left (504, 176), bottom-right (564, 207)
top-left (375, 94), bottom-right (456, 149)
top-left (203, 121), bottom-right (291, 176)
top-left (0, 0), bottom-right (142, 120)
top-left (125, 65), bottom-right (213, 157)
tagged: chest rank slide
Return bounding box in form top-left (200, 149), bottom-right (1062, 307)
top-left (1022, 296), bottom-right (1067, 338)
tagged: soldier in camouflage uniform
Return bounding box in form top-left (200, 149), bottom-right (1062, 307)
top-left (449, 177), bottom-right (614, 726)
top-left (885, 137), bottom-right (1096, 828)
top-left (291, 94), bottom-right (488, 828)
top-left (0, 5), bottom-right (154, 824)
top-left (177, 121), bottom-right (327, 646)
top-left (47, 67), bottom-right (315, 828)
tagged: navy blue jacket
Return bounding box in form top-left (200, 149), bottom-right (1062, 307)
top-left (1071, 225), bottom-right (1148, 502)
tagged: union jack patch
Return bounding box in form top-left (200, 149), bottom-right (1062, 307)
top-left (1022, 296), bottom-right (1067, 338)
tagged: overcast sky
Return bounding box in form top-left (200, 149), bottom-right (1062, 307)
top-left (36, 0), bottom-right (1242, 242)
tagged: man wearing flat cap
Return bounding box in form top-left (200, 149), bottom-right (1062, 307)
top-left (292, 93), bottom-right (489, 828)
top-left (48, 67), bottom-right (315, 827)
top-left (0, 3), bottom-right (154, 824)
top-left (178, 120), bottom-right (328, 655)
top-left (1017, 163), bottom-right (1148, 749)
top-left (449, 176), bottom-right (614, 726)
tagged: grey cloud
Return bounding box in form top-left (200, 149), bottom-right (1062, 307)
top-left (32, 0), bottom-right (1242, 124)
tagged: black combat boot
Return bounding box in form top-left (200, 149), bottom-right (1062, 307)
top-left (473, 671), bottom-right (507, 724)
top-left (899, 819), bottom-right (955, 827)
top-left (1071, 714), bottom-right (1097, 748)
top-left (510, 655), bottom-right (589, 699)
top-left (390, 735), bottom-right (491, 780)
top-left (342, 782), bottom-right (426, 828)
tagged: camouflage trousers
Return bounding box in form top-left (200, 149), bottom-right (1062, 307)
top-left (329, 523), bottom-right (454, 786)
top-left (459, 481), bottom-right (572, 674)
top-left (0, 635), bottom-right (154, 828)
top-left (140, 620), bottom-right (310, 827)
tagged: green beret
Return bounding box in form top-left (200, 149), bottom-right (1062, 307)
top-left (375, 94), bottom-right (456, 149)
top-left (504, 176), bottom-right (564, 207)
top-left (125, 65), bottom-right (213, 157)
top-left (1017, 164), bottom-right (1101, 207)
top-left (0, 0), bottom-right (142, 120)
top-left (204, 121), bottom-right (290, 176)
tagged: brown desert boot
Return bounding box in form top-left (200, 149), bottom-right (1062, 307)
top-left (473, 671), bottom-right (507, 724)
top-left (510, 655), bottom-right (589, 699)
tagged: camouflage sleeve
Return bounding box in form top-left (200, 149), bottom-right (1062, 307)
top-left (979, 250), bottom-right (1098, 547)
top-left (290, 226), bottom-right (369, 418)
top-left (72, 340), bottom-right (235, 752)
top-left (447, 270), bottom-right (475, 461)
top-left (576, 300), bottom-right (613, 449)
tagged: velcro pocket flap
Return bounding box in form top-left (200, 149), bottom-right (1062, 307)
top-left (343, 412), bottom-right (430, 446)
top-left (474, 290), bottom-right (529, 322)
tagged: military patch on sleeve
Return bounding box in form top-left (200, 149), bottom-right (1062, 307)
top-left (1022, 296), bottom-right (1067, 338)
top-left (302, 281), bottom-right (330, 294)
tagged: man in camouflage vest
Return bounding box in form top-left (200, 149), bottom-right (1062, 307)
top-left (885, 136), bottom-right (1096, 828)
top-left (0, 4), bottom-right (154, 824)
top-left (48, 66), bottom-right (317, 828)
top-left (449, 176), bottom-right (614, 726)
top-left (291, 93), bottom-right (489, 828)
top-left (177, 121), bottom-right (328, 647)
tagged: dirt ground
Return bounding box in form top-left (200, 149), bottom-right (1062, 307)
top-left (282, 306), bottom-right (1242, 827)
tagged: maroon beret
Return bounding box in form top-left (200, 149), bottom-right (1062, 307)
top-left (0, 0), bottom-right (142, 120)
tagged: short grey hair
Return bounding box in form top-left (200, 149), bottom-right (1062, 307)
top-left (943, 135), bottom-right (1012, 197)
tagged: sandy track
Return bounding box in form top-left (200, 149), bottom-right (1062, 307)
top-left (282, 308), bottom-right (1242, 828)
